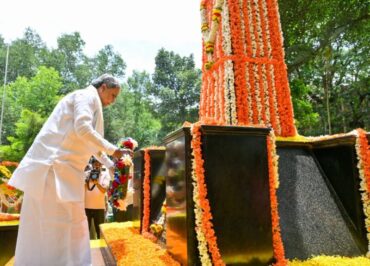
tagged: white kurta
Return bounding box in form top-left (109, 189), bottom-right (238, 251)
top-left (8, 85), bottom-right (116, 266)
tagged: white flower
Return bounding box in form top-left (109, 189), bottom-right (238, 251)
top-left (121, 154), bottom-right (133, 167)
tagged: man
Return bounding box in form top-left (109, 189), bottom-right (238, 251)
top-left (84, 157), bottom-right (110, 239)
top-left (8, 74), bottom-right (127, 266)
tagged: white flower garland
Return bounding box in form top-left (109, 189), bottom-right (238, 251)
top-left (191, 150), bottom-right (212, 265)
top-left (201, 0), bottom-right (225, 69)
top-left (221, 1), bottom-right (237, 125)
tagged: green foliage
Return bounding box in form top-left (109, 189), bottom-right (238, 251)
top-left (279, 0), bottom-right (369, 135)
top-left (1, 67), bottom-right (62, 142)
top-left (0, 109), bottom-right (45, 161)
top-left (290, 79), bottom-right (319, 131)
top-left (152, 48), bottom-right (201, 138)
top-left (104, 71), bottom-right (161, 147)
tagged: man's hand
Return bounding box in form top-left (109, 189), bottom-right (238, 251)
top-left (111, 148), bottom-right (133, 159)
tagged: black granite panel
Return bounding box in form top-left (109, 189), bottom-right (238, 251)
top-left (163, 126), bottom-right (274, 265)
top-left (133, 150), bottom-right (144, 230)
top-left (163, 128), bottom-right (195, 265)
top-left (148, 150), bottom-right (166, 223)
top-left (313, 145), bottom-right (367, 252)
top-left (201, 126), bottom-right (273, 265)
top-left (277, 147), bottom-right (362, 259)
top-left (133, 149), bottom-right (166, 232)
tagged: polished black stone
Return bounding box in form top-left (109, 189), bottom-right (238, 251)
top-left (133, 149), bottom-right (166, 232)
top-left (163, 125), bottom-right (274, 265)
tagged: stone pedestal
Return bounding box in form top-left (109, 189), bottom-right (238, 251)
top-left (313, 137), bottom-right (367, 253)
top-left (133, 149), bottom-right (166, 232)
top-left (276, 138), bottom-right (365, 259)
top-left (163, 125), bottom-right (274, 265)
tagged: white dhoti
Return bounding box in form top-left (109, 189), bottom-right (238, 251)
top-left (14, 168), bottom-right (91, 266)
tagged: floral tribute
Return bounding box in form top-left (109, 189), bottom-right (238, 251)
top-left (199, 0), bottom-right (296, 137)
top-left (0, 161), bottom-right (23, 213)
top-left (141, 146), bottom-right (166, 234)
top-left (266, 131), bottom-right (287, 265)
top-left (190, 121), bottom-right (224, 266)
top-left (108, 137), bottom-right (138, 211)
top-left (355, 128), bottom-right (370, 254)
top-left (100, 222), bottom-right (180, 265)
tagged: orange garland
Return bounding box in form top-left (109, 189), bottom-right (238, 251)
top-left (265, 0), bottom-right (296, 137)
top-left (356, 129), bottom-right (370, 194)
top-left (142, 149), bottom-right (151, 233)
top-left (199, 0), bottom-right (297, 137)
top-left (355, 128), bottom-right (370, 253)
top-left (0, 161), bottom-right (19, 167)
top-left (267, 132), bottom-right (288, 265)
top-left (101, 223), bottom-right (180, 265)
top-left (191, 121), bottom-right (225, 266)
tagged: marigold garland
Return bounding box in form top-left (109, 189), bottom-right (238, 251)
top-left (190, 121), bottom-right (225, 266)
top-left (199, 0), bottom-right (297, 137)
top-left (0, 161), bottom-right (19, 168)
top-left (267, 131), bottom-right (287, 265)
top-left (355, 128), bottom-right (370, 255)
top-left (101, 222), bottom-right (180, 266)
top-left (142, 149), bottom-right (151, 233)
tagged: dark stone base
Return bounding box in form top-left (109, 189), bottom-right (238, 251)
top-left (163, 125), bottom-right (274, 265)
top-left (276, 144), bottom-right (363, 259)
top-left (133, 149), bottom-right (166, 232)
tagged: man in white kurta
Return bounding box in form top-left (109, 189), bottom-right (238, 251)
top-left (8, 74), bottom-right (126, 266)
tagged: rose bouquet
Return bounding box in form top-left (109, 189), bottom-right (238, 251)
top-left (108, 137), bottom-right (138, 211)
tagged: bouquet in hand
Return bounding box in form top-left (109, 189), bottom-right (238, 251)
top-left (108, 137), bottom-right (138, 210)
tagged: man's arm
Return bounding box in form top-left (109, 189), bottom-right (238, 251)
top-left (73, 91), bottom-right (117, 156)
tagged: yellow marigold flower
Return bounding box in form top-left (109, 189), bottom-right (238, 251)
top-left (205, 61), bottom-right (214, 70)
top-left (0, 165), bottom-right (11, 179)
top-left (200, 1), bottom-right (206, 10)
top-left (205, 41), bottom-right (214, 53)
top-left (201, 23), bottom-right (209, 32)
top-left (212, 7), bottom-right (222, 23)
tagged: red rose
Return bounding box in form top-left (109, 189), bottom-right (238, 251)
top-left (113, 200), bottom-right (119, 207)
top-left (116, 159), bottom-right (125, 169)
top-left (123, 140), bottom-right (134, 150)
top-left (112, 180), bottom-right (119, 188)
top-left (119, 174), bottom-right (128, 184)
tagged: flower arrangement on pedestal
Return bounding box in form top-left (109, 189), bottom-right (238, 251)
top-left (0, 162), bottom-right (23, 214)
top-left (108, 137), bottom-right (138, 211)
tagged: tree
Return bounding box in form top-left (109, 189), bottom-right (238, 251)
top-left (152, 48), bottom-right (201, 138)
top-left (279, 0), bottom-right (369, 135)
top-left (0, 109), bottom-right (45, 161)
top-left (44, 32), bottom-right (90, 93)
top-left (0, 28), bottom-right (48, 84)
top-left (91, 45), bottom-right (126, 80)
top-left (1, 67), bottom-right (62, 144)
top-left (104, 71), bottom-right (161, 147)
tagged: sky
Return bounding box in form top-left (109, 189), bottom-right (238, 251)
top-left (0, 0), bottom-right (203, 77)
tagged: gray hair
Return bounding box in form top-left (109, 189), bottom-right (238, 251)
top-left (91, 74), bottom-right (121, 89)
